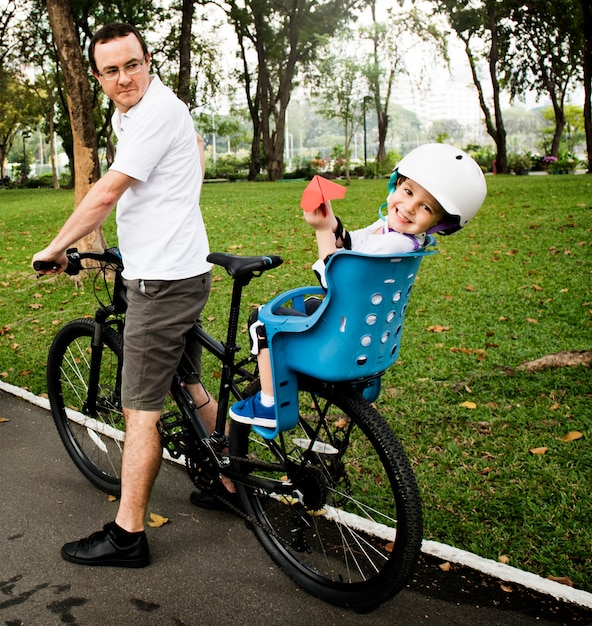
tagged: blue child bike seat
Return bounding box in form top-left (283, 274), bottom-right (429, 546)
top-left (255, 237), bottom-right (437, 438)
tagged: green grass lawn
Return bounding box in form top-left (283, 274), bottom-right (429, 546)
top-left (1, 174), bottom-right (590, 592)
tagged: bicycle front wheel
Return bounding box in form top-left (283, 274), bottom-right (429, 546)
top-left (229, 380), bottom-right (423, 611)
top-left (47, 318), bottom-right (124, 495)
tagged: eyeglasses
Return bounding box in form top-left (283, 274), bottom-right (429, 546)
top-left (97, 59), bottom-right (145, 81)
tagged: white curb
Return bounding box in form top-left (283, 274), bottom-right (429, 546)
top-left (2, 380), bottom-right (591, 610)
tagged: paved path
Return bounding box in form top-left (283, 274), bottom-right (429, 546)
top-left (1, 389), bottom-right (590, 625)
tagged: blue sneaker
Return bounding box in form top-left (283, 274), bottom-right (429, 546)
top-left (229, 392), bottom-right (276, 428)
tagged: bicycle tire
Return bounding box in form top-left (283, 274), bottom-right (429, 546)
top-left (47, 318), bottom-right (125, 495)
top-left (229, 380), bottom-right (423, 611)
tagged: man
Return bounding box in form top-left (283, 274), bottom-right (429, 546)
top-left (33, 22), bottom-right (218, 567)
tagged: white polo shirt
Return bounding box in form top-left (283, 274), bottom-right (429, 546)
top-left (110, 76), bottom-right (211, 280)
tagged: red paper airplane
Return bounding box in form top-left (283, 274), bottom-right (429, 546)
top-left (300, 175), bottom-right (347, 214)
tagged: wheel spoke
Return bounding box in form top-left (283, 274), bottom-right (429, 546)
top-left (47, 319), bottom-right (125, 494)
top-left (230, 383), bottom-right (422, 609)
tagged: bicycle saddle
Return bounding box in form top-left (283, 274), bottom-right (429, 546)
top-left (207, 253), bottom-right (283, 281)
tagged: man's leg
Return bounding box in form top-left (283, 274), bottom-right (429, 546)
top-left (115, 408), bottom-right (163, 533)
top-left (186, 383), bottom-right (236, 496)
top-left (186, 382), bottom-right (218, 434)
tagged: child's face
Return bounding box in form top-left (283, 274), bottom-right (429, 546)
top-left (387, 177), bottom-right (445, 234)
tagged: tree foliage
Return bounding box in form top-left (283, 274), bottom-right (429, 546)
top-left (2, 0), bottom-right (590, 183)
top-left (215, 0), bottom-right (358, 181)
top-left (429, 0), bottom-right (511, 172)
top-left (503, 0), bottom-right (583, 158)
top-left (361, 0), bottom-right (447, 170)
top-left (0, 68), bottom-right (43, 178)
top-left (314, 30), bottom-right (366, 183)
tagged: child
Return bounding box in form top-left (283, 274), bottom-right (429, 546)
top-left (230, 143), bottom-right (487, 427)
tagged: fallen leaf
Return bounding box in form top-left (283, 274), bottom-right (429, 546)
top-left (439, 561), bottom-right (452, 572)
top-left (547, 575), bottom-right (573, 586)
top-left (107, 495), bottom-right (117, 502)
top-left (562, 431), bottom-right (583, 442)
top-left (526, 317), bottom-right (538, 324)
top-left (460, 401), bottom-right (477, 409)
top-left (498, 555), bottom-right (510, 564)
top-left (500, 584), bottom-right (513, 593)
top-left (529, 446), bottom-right (548, 455)
top-left (0, 417), bottom-right (10, 423)
top-left (147, 513), bottom-right (170, 528)
top-left (427, 325), bottom-right (450, 333)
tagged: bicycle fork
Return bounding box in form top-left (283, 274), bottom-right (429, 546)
top-left (84, 308), bottom-right (121, 416)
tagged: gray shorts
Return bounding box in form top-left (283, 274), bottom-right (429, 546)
top-left (121, 272), bottom-right (211, 412)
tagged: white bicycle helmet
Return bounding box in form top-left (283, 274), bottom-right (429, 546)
top-left (388, 143), bottom-right (487, 234)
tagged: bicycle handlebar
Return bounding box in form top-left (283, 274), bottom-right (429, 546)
top-left (34, 248), bottom-right (124, 276)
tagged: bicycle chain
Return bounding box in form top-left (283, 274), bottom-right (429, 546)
top-left (198, 453), bottom-right (304, 550)
top-left (169, 424), bottom-right (312, 549)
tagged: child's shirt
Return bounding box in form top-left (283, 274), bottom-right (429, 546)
top-left (349, 218), bottom-right (426, 254)
top-left (312, 219), bottom-right (427, 288)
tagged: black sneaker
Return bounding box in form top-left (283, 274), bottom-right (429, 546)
top-left (61, 522), bottom-right (150, 568)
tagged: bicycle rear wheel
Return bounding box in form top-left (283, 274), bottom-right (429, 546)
top-left (229, 380), bottom-right (423, 611)
top-left (47, 318), bottom-right (124, 495)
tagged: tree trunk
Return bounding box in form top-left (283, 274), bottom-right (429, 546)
top-left (582, 0), bottom-right (592, 172)
top-left (177, 0), bottom-right (193, 105)
top-left (488, 11), bottom-right (507, 173)
top-left (45, 0), bottom-right (106, 252)
top-left (376, 107), bottom-right (387, 165)
top-left (48, 96), bottom-right (60, 189)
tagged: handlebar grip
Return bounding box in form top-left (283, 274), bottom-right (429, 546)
top-left (33, 260), bottom-right (59, 272)
top-left (33, 255), bottom-right (80, 276)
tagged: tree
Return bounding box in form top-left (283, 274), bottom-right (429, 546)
top-left (155, 1), bottom-right (221, 109)
top-left (361, 1), bottom-right (446, 171)
top-left (0, 69), bottom-right (42, 179)
top-left (315, 36), bottom-right (366, 183)
top-left (431, 0), bottom-right (510, 173)
top-left (216, 0), bottom-right (357, 181)
top-left (539, 104), bottom-right (586, 155)
top-left (504, 0), bottom-right (583, 158)
top-left (581, 0), bottom-right (592, 172)
top-left (45, 0), bottom-right (106, 253)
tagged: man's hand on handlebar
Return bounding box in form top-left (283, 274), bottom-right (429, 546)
top-left (32, 250), bottom-right (68, 277)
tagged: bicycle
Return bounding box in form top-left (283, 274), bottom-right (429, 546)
top-left (35, 244), bottom-right (429, 611)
